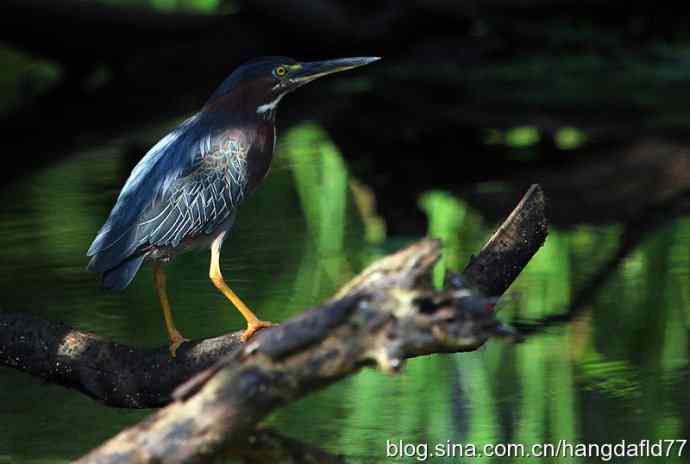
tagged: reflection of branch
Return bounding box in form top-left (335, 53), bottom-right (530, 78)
top-left (516, 188), bottom-right (690, 335)
top-left (73, 186), bottom-right (545, 464)
top-left (231, 428), bottom-right (345, 464)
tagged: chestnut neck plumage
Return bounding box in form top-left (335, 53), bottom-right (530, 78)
top-left (203, 80), bottom-right (283, 192)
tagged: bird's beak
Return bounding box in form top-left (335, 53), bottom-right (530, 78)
top-left (289, 57), bottom-right (381, 86)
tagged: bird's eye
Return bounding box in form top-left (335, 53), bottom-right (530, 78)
top-left (274, 66), bottom-right (287, 77)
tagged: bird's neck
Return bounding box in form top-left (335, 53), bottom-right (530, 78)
top-left (256, 94), bottom-right (284, 120)
top-left (245, 119), bottom-right (276, 191)
top-left (209, 112), bottom-right (275, 192)
top-left (204, 79), bottom-right (282, 121)
top-left (202, 85), bottom-right (279, 191)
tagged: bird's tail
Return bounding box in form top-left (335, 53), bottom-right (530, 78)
top-left (102, 255), bottom-right (146, 292)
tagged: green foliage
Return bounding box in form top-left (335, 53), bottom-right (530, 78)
top-left (149, 0), bottom-right (220, 11)
top-left (505, 126), bottom-right (541, 148)
top-left (555, 127), bottom-right (587, 150)
top-left (284, 123), bottom-right (351, 288)
top-left (418, 191), bottom-right (467, 288)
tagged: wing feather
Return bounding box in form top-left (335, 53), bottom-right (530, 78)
top-left (87, 115), bottom-right (249, 273)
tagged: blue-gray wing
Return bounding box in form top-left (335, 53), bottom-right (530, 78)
top-left (87, 114), bottom-right (248, 279)
top-left (133, 148), bottom-right (248, 249)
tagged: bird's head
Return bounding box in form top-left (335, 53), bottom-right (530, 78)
top-left (205, 56), bottom-right (380, 117)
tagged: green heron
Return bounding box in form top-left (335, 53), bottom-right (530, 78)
top-left (87, 56), bottom-right (380, 356)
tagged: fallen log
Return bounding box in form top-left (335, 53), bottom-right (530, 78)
top-left (0, 186), bottom-right (546, 411)
top-left (71, 185), bottom-right (546, 464)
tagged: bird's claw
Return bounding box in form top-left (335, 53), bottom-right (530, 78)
top-left (169, 332), bottom-right (190, 357)
top-left (240, 320), bottom-right (273, 342)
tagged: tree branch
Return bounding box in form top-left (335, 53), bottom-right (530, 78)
top-left (0, 313), bottom-right (242, 408)
top-left (69, 185), bottom-right (546, 463)
top-left (462, 184), bottom-right (548, 297)
top-left (74, 240), bottom-right (516, 464)
top-left (0, 185), bottom-right (546, 412)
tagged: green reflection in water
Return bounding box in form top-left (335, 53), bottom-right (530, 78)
top-left (99, 0), bottom-right (221, 13)
top-left (419, 191), bottom-right (466, 288)
top-left (0, 47), bottom-right (62, 114)
top-left (0, 124), bottom-right (688, 463)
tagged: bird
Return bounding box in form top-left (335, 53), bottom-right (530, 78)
top-left (87, 56), bottom-right (380, 356)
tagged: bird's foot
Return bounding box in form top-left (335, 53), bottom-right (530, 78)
top-left (240, 320), bottom-right (273, 342)
top-left (169, 330), bottom-right (190, 357)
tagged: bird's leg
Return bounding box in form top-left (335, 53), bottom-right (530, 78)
top-left (209, 244), bottom-right (272, 341)
top-left (154, 262), bottom-right (189, 357)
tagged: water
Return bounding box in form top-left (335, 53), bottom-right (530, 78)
top-left (0, 125), bottom-right (688, 463)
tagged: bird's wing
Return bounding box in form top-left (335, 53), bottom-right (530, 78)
top-left (134, 146), bottom-right (248, 249)
top-left (87, 114), bottom-right (248, 272)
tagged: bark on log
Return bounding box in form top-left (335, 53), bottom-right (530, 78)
top-left (463, 184), bottom-right (548, 297)
top-left (0, 314), bottom-right (242, 408)
top-left (70, 185), bottom-right (546, 464)
top-left (73, 240), bottom-right (513, 464)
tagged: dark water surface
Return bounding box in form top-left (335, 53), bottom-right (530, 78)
top-left (0, 126), bottom-right (688, 463)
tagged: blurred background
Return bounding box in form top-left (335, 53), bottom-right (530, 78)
top-left (0, 1), bottom-right (688, 463)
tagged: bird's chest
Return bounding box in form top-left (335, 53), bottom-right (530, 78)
top-left (210, 123), bottom-right (275, 194)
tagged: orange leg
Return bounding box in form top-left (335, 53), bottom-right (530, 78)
top-left (209, 242), bottom-right (272, 341)
top-left (154, 262), bottom-right (189, 357)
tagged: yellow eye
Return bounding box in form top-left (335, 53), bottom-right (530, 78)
top-left (274, 66), bottom-right (287, 77)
